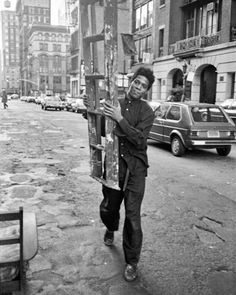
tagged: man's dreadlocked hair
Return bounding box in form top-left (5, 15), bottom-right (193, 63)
top-left (131, 67), bottom-right (155, 90)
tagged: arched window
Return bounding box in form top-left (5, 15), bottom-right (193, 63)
top-left (58, 34), bottom-right (62, 42)
top-left (38, 33), bottom-right (43, 40)
top-left (39, 54), bottom-right (49, 72)
top-left (45, 33), bottom-right (49, 41)
top-left (53, 55), bottom-right (61, 72)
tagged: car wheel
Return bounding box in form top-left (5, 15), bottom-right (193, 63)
top-left (216, 146), bottom-right (231, 156)
top-left (171, 136), bottom-right (186, 157)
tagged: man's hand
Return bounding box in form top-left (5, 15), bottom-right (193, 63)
top-left (103, 101), bottom-right (123, 123)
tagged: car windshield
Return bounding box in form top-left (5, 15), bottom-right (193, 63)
top-left (191, 106), bottom-right (228, 123)
top-left (47, 97), bottom-right (60, 101)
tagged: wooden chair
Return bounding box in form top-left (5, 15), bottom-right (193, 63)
top-left (0, 207), bottom-right (38, 294)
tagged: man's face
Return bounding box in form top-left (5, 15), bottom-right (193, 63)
top-left (128, 75), bottom-right (149, 100)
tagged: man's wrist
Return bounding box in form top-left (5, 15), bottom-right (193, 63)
top-left (117, 116), bottom-right (123, 123)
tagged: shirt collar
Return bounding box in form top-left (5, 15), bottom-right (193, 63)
top-left (125, 94), bottom-right (140, 104)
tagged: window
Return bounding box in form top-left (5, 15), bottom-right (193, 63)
top-left (135, 35), bottom-right (153, 62)
top-left (230, 73), bottom-right (235, 99)
top-left (140, 3), bottom-right (148, 29)
top-left (53, 44), bottom-right (61, 52)
top-left (147, 1), bottom-right (153, 27)
top-left (135, 1), bottom-right (153, 31)
top-left (160, 0), bottom-right (165, 6)
top-left (39, 43), bottom-right (48, 51)
top-left (53, 76), bottom-right (61, 84)
top-left (166, 106), bottom-right (181, 121)
top-left (39, 54), bottom-right (48, 72)
top-left (135, 7), bottom-right (141, 31)
top-left (186, 10), bottom-right (194, 38)
top-left (58, 34), bottom-right (62, 42)
top-left (185, 1), bottom-right (222, 38)
top-left (53, 55), bottom-right (61, 72)
top-left (40, 75), bottom-right (49, 84)
top-left (159, 28), bottom-right (164, 57)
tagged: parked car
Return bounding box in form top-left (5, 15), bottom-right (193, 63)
top-left (35, 96), bottom-right (42, 104)
top-left (148, 101), bottom-right (236, 157)
top-left (65, 97), bottom-right (76, 111)
top-left (41, 96), bottom-right (63, 111)
top-left (20, 96), bottom-right (27, 101)
top-left (220, 99), bottom-right (236, 124)
top-left (71, 98), bottom-right (86, 113)
top-left (26, 96), bottom-right (36, 103)
top-left (10, 94), bottom-right (19, 100)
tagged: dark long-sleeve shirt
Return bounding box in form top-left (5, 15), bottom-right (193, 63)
top-left (114, 95), bottom-right (155, 178)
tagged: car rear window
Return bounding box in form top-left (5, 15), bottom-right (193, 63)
top-left (191, 106), bottom-right (228, 123)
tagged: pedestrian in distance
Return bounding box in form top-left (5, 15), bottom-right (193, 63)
top-left (83, 66), bottom-right (155, 282)
top-left (2, 89), bottom-right (8, 109)
top-left (166, 90), bottom-right (176, 102)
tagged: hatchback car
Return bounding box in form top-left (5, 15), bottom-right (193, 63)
top-left (148, 101), bottom-right (236, 157)
top-left (65, 97), bottom-right (76, 111)
top-left (220, 99), bottom-right (236, 124)
top-left (71, 98), bottom-right (86, 113)
top-left (41, 96), bottom-right (63, 111)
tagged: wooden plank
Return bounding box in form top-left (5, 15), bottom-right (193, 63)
top-left (80, 1), bottom-right (103, 180)
top-left (104, 0), bottom-right (119, 189)
top-left (80, 0), bottom-right (100, 6)
top-left (85, 74), bottom-right (105, 80)
top-left (83, 33), bottom-right (104, 43)
top-left (79, 0), bottom-right (119, 190)
top-left (90, 143), bottom-right (105, 151)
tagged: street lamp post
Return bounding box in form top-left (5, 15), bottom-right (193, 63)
top-left (28, 55), bottom-right (40, 96)
top-left (181, 60), bottom-right (188, 102)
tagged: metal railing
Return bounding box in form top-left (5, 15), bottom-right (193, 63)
top-left (169, 32), bottom-right (220, 55)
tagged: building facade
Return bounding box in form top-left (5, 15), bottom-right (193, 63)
top-left (149, 0), bottom-right (236, 104)
top-left (28, 24), bottom-right (70, 96)
top-left (0, 10), bottom-right (20, 94)
top-left (16, 0), bottom-right (51, 95)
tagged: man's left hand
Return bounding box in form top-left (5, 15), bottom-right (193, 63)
top-left (103, 102), bottom-right (123, 123)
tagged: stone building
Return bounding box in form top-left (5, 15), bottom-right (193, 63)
top-left (131, 0), bottom-right (236, 103)
top-left (27, 25), bottom-right (70, 96)
top-left (16, 0), bottom-right (51, 95)
top-left (0, 10), bottom-right (20, 94)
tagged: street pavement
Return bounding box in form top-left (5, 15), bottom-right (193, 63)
top-left (0, 100), bottom-right (236, 295)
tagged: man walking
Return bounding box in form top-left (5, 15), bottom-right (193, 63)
top-left (84, 66), bottom-right (155, 281)
top-left (2, 89), bottom-right (8, 109)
